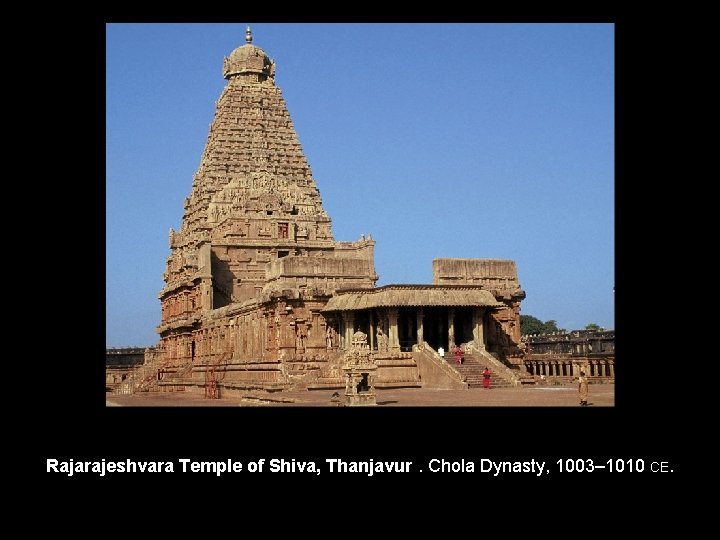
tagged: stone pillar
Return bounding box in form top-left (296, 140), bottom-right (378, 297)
top-left (369, 312), bottom-right (375, 351)
top-left (509, 300), bottom-right (523, 344)
top-left (387, 308), bottom-right (400, 352)
top-left (447, 308), bottom-right (455, 349)
top-left (608, 362), bottom-right (614, 378)
top-left (406, 315), bottom-right (412, 348)
top-left (307, 310), bottom-right (321, 348)
top-left (198, 243), bottom-right (213, 311)
top-left (338, 317), bottom-right (344, 349)
top-left (342, 312), bottom-right (355, 351)
top-left (472, 308), bottom-right (485, 349)
top-left (416, 308), bottom-right (424, 346)
top-left (278, 312), bottom-right (296, 355)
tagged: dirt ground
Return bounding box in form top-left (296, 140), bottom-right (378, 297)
top-left (106, 382), bottom-right (614, 407)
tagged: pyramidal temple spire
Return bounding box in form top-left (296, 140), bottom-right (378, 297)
top-left (164, 28), bottom-right (343, 308)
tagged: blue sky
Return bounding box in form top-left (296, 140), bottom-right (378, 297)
top-left (106, 23), bottom-right (614, 347)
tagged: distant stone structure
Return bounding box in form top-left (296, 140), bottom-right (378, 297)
top-left (522, 330), bottom-right (615, 382)
top-left (105, 347), bottom-right (151, 391)
top-left (113, 28), bottom-right (533, 396)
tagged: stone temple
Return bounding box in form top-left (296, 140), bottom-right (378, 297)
top-left (142, 28), bottom-right (531, 396)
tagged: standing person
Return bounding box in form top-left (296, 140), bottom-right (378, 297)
top-left (578, 370), bottom-right (589, 406)
top-left (454, 345), bottom-right (463, 364)
top-left (482, 367), bottom-right (492, 389)
top-left (437, 346), bottom-right (445, 359)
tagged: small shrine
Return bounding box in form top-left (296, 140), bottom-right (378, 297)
top-left (343, 331), bottom-right (377, 406)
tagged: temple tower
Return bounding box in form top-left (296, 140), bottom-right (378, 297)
top-left (157, 28), bottom-right (378, 369)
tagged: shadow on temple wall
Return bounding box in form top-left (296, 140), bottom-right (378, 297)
top-left (211, 250), bottom-right (234, 308)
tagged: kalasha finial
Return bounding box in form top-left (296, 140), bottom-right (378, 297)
top-left (245, 25), bottom-right (253, 44)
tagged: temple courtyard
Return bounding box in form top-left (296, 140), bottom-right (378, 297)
top-left (106, 382), bottom-right (614, 407)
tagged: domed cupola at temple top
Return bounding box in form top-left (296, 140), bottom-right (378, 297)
top-left (222, 26), bottom-right (276, 81)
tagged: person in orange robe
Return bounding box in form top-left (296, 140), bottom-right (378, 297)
top-left (483, 367), bottom-right (492, 389)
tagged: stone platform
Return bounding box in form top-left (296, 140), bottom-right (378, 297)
top-left (106, 382), bottom-right (614, 407)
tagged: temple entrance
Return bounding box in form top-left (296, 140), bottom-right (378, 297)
top-left (398, 308), bottom-right (417, 351)
top-left (356, 373), bottom-right (370, 393)
top-left (423, 307), bottom-right (448, 352)
top-left (355, 311), bottom-right (371, 339)
top-left (453, 307), bottom-right (473, 346)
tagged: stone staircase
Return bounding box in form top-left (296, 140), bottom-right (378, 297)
top-left (115, 355), bottom-right (195, 394)
top-left (115, 362), bottom-right (161, 394)
top-left (157, 361), bottom-right (194, 391)
top-left (441, 351), bottom-right (513, 388)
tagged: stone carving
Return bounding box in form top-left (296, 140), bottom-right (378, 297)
top-left (326, 325), bottom-right (335, 349)
top-left (376, 328), bottom-right (388, 352)
top-left (295, 325), bottom-right (306, 352)
top-left (352, 330), bottom-right (368, 349)
top-left (342, 344), bottom-right (377, 406)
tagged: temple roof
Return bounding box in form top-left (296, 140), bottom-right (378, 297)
top-left (223, 26), bottom-right (275, 80)
top-left (322, 285), bottom-right (504, 312)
